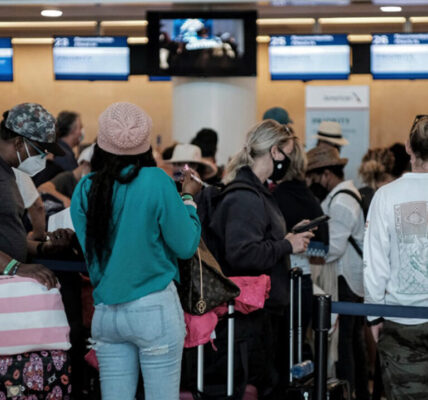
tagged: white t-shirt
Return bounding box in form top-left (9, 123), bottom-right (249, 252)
top-left (12, 168), bottom-right (40, 209)
top-left (364, 172), bottom-right (428, 324)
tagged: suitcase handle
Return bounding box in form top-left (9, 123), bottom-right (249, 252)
top-left (196, 301), bottom-right (235, 397)
top-left (289, 267), bottom-right (303, 383)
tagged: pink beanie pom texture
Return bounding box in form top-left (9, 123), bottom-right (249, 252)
top-left (97, 102), bottom-right (152, 155)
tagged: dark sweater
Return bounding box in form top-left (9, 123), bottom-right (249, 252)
top-left (208, 166), bottom-right (292, 313)
top-left (274, 179), bottom-right (329, 260)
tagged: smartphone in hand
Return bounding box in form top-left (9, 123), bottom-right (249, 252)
top-left (292, 215), bottom-right (330, 234)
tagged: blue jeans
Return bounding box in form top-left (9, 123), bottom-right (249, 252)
top-left (91, 282), bottom-right (186, 400)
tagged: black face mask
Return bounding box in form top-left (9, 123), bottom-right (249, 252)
top-left (269, 148), bottom-right (291, 183)
top-left (309, 182), bottom-right (329, 203)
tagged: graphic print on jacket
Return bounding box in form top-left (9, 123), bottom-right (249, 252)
top-left (395, 201), bottom-right (428, 294)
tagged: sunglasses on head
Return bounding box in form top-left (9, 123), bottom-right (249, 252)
top-left (410, 114), bottom-right (428, 135)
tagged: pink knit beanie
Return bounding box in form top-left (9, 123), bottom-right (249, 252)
top-left (97, 102), bottom-right (152, 155)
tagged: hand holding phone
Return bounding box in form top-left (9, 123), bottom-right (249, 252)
top-left (292, 215), bottom-right (330, 234)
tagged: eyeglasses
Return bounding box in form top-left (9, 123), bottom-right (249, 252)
top-left (410, 114), bottom-right (428, 135)
top-left (25, 139), bottom-right (48, 159)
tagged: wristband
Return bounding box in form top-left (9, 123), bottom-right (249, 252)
top-left (3, 259), bottom-right (18, 275)
top-left (11, 262), bottom-right (21, 276)
top-left (182, 194), bottom-right (194, 201)
top-left (183, 199), bottom-right (197, 209)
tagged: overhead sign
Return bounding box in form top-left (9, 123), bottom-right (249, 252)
top-left (305, 85), bottom-right (370, 109)
top-left (306, 86), bottom-right (370, 186)
top-left (0, 38), bottom-right (13, 82)
top-left (269, 35), bottom-right (350, 81)
top-left (371, 33), bottom-right (428, 79)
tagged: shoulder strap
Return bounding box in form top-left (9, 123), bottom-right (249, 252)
top-left (330, 189), bottom-right (363, 208)
top-left (329, 189), bottom-right (363, 258)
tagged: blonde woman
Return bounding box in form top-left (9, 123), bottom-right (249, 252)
top-left (358, 148), bottom-right (395, 213)
top-left (203, 119), bottom-right (313, 399)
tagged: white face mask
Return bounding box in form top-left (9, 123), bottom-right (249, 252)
top-left (16, 140), bottom-right (47, 177)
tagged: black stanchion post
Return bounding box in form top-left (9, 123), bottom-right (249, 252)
top-left (288, 267), bottom-right (303, 383)
top-left (312, 294), bottom-right (331, 400)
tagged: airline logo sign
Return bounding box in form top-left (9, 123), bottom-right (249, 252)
top-left (306, 86), bottom-right (370, 109)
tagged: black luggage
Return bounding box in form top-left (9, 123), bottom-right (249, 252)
top-left (285, 268), bottom-right (350, 400)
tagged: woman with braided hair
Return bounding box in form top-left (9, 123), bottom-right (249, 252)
top-left (71, 102), bottom-right (202, 400)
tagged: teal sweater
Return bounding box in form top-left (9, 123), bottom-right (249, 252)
top-left (70, 167), bottom-right (201, 305)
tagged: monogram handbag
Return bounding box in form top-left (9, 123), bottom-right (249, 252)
top-left (177, 240), bottom-right (240, 315)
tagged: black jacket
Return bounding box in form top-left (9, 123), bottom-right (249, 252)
top-left (274, 179), bottom-right (329, 261)
top-left (208, 166), bottom-right (292, 313)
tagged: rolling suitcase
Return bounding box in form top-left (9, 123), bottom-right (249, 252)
top-left (180, 302), bottom-right (257, 400)
top-left (285, 268), bottom-right (350, 400)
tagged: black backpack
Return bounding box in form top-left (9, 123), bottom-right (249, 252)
top-left (195, 181), bottom-right (261, 255)
top-left (329, 189), bottom-right (365, 258)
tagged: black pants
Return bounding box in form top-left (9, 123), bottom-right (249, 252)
top-left (336, 276), bottom-right (370, 400)
top-left (57, 271), bottom-right (86, 400)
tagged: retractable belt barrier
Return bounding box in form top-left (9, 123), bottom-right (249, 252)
top-left (313, 295), bottom-right (428, 400)
top-left (35, 261), bottom-right (428, 399)
top-left (332, 301), bottom-right (428, 320)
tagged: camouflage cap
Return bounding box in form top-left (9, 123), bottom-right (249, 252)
top-left (5, 103), bottom-right (64, 156)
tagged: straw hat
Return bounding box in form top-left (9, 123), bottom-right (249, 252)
top-left (306, 145), bottom-right (348, 172)
top-left (313, 121), bottom-right (349, 147)
top-left (165, 144), bottom-right (218, 178)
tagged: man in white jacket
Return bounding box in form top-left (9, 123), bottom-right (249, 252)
top-left (307, 146), bottom-right (370, 400)
top-left (364, 115), bottom-right (428, 399)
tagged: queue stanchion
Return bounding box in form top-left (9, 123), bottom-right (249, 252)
top-left (312, 294), bottom-right (331, 400)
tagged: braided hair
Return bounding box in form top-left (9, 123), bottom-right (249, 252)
top-left (85, 144), bottom-right (156, 268)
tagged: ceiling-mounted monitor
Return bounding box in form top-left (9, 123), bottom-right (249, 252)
top-left (269, 34), bottom-right (350, 80)
top-left (147, 10), bottom-right (257, 77)
top-left (0, 38), bottom-right (13, 82)
top-left (53, 36), bottom-right (130, 81)
top-left (371, 33), bottom-right (428, 79)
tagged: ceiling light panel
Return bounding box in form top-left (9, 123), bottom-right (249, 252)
top-left (319, 17), bottom-right (406, 24)
top-left (41, 9), bottom-right (63, 18)
top-left (380, 6), bottom-right (402, 12)
top-left (257, 18), bottom-right (316, 25)
top-left (374, 0), bottom-right (428, 4)
top-left (271, 0), bottom-right (349, 4)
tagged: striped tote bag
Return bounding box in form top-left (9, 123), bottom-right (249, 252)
top-left (0, 275), bottom-right (71, 355)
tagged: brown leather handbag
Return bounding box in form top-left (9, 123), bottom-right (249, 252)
top-left (177, 240), bottom-right (240, 315)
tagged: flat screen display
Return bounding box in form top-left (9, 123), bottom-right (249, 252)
top-left (147, 11), bottom-right (257, 77)
top-left (0, 38), bottom-right (13, 82)
top-left (53, 36), bottom-right (130, 81)
top-left (269, 34), bottom-right (350, 80)
top-left (371, 33), bottom-right (428, 79)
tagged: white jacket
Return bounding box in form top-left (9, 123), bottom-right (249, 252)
top-left (322, 180), bottom-right (365, 297)
top-left (364, 172), bottom-right (428, 325)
